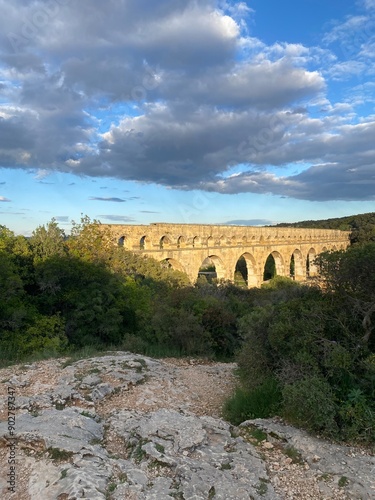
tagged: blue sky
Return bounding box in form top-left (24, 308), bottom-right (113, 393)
top-left (1, 0), bottom-right (375, 235)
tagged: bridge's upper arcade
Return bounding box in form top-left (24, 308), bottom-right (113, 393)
top-left (103, 222), bottom-right (350, 251)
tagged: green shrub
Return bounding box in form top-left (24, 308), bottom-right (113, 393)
top-left (224, 378), bottom-right (282, 425)
top-left (147, 306), bottom-right (213, 356)
top-left (338, 389), bottom-right (375, 443)
top-left (236, 308), bottom-right (275, 390)
top-left (201, 304), bottom-right (239, 358)
top-left (120, 333), bottom-right (149, 354)
top-left (261, 275), bottom-right (299, 290)
top-left (0, 314), bottom-right (68, 362)
top-left (281, 376), bottom-right (338, 436)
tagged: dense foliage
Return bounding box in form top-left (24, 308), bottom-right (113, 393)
top-left (275, 211), bottom-right (375, 245)
top-left (0, 218), bottom-right (245, 362)
top-left (225, 248), bottom-right (375, 444)
top-left (1, 217), bottom-right (374, 444)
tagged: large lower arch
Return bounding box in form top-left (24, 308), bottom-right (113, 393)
top-left (198, 255), bottom-right (226, 282)
top-left (160, 258), bottom-right (186, 274)
top-left (263, 251), bottom-right (285, 281)
top-left (290, 249), bottom-right (304, 280)
top-left (234, 253), bottom-right (258, 288)
top-left (306, 248), bottom-right (317, 277)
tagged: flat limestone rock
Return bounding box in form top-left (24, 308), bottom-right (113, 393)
top-left (0, 406), bottom-right (104, 453)
top-left (1, 352), bottom-right (373, 499)
top-left (109, 408), bottom-right (279, 499)
top-left (242, 418), bottom-right (375, 499)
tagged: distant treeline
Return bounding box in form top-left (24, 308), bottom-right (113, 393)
top-left (274, 212), bottom-right (375, 245)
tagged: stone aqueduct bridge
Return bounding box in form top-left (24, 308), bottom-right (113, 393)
top-left (103, 223), bottom-right (351, 287)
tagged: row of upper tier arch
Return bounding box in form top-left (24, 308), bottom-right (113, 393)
top-left (117, 232), bottom-right (342, 250)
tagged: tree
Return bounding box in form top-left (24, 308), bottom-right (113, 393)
top-left (34, 255), bottom-right (133, 346)
top-left (67, 215), bottom-right (115, 262)
top-left (30, 218), bottom-right (67, 262)
top-left (0, 251), bottom-right (27, 332)
top-left (316, 244), bottom-right (375, 347)
top-left (111, 248), bottom-right (190, 288)
top-left (0, 225), bottom-right (16, 252)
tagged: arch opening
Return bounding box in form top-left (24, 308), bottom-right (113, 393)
top-left (160, 258), bottom-right (186, 274)
top-left (198, 257), bottom-right (216, 283)
top-left (234, 256), bottom-right (247, 287)
top-left (306, 248), bottom-right (317, 278)
top-left (290, 249), bottom-right (304, 280)
top-left (290, 254), bottom-right (295, 278)
top-left (234, 253), bottom-right (258, 288)
top-left (140, 235), bottom-right (148, 250)
top-left (197, 255), bottom-right (225, 283)
top-left (118, 235), bottom-right (126, 247)
top-left (177, 236), bottom-right (186, 248)
top-left (192, 236), bottom-right (200, 248)
top-left (263, 251), bottom-right (284, 281)
top-left (160, 235), bottom-right (172, 249)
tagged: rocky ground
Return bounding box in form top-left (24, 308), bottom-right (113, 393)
top-left (0, 352), bottom-right (374, 499)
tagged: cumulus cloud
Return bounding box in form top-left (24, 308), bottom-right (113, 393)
top-left (161, 59), bottom-right (324, 109)
top-left (0, 0), bottom-right (374, 202)
top-left (0, 196), bottom-right (11, 202)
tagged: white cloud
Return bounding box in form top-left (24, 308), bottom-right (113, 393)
top-left (325, 60), bottom-right (368, 80)
top-left (0, 0), bottom-right (374, 203)
top-left (363, 0), bottom-right (375, 10)
top-left (34, 169), bottom-right (50, 180)
top-left (323, 15), bottom-right (370, 44)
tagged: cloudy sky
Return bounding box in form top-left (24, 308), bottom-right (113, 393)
top-left (1, 0), bottom-right (375, 234)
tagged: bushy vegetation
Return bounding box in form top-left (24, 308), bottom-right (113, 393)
top-left (227, 245), bottom-right (375, 444)
top-left (0, 218), bottom-right (246, 364)
top-left (1, 217), bottom-right (374, 445)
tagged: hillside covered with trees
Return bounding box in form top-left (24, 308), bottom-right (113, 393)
top-left (275, 211), bottom-right (375, 246)
top-left (0, 217), bottom-right (374, 445)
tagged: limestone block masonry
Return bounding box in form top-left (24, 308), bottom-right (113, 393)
top-left (102, 223), bottom-right (351, 287)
